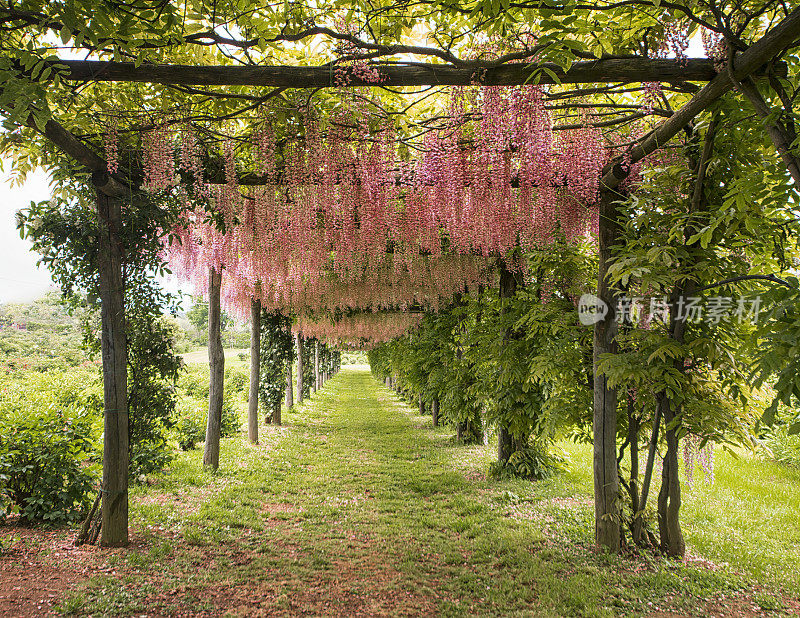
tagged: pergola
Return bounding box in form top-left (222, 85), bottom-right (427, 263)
top-left (5, 2), bottom-right (800, 553)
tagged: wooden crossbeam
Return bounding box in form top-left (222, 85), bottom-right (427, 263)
top-left (50, 57), bottom-right (784, 88)
top-left (601, 5), bottom-right (800, 189)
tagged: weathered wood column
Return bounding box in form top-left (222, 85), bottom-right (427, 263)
top-left (285, 362), bottom-right (293, 411)
top-left (592, 187), bottom-right (624, 552)
top-left (203, 267), bottom-right (224, 470)
top-left (96, 187), bottom-right (129, 547)
top-left (314, 340), bottom-right (321, 391)
top-left (295, 332), bottom-right (304, 403)
top-left (248, 298), bottom-right (261, 444)
top-left (497, 260), bottom-right (520, 465)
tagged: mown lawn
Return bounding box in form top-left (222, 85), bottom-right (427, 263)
top-left (52, 366), bottom-right (799, 616)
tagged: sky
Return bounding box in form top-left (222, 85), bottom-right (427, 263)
top-left (0, 159), bottom-right (193, 305)
top-left (0, 162), bottom-right (58, 303)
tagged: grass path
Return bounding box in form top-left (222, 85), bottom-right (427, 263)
top-left (53, 367), bottom-right (797, 616)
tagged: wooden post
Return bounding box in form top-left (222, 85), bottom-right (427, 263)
top-left (248, 298), bottom-right (260, 445)
top-left (593, 188), bottom-right (623, 552)
top-left (295, 332), bottom-right (304, 403)
top-left (203, 267), bottom-right (224, 470)
top-left (497, 260), bottom-right (519, 465)
top-left (285, 362), bottom-right (293, 411)
top-left (315, 340), bottom-right (321, 391)
top-left (96, 188), bottom-right (129, 547)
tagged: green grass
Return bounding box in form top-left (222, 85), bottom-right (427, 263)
top-left (64, 367), bottom-right (799, 616)
top-left (524, 439), bottom-right (800, 596)
top-left (681, 449), bottom-right (800, 592)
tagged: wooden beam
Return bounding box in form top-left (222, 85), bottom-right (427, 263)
top-left (601, 6), bottom-right (800, 190)
top-left (6, 99), bottom-right (129, 196)
top-left (50, 57), bottom-right (783, 88)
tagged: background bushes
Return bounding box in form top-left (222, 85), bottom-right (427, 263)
top-left (0, 370), bottom-right (102, 522)
top-left (169, 364), bottom-right (246, 451)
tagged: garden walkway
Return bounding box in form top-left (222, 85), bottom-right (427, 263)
top-left (1, 366), bottom-right (794, 616)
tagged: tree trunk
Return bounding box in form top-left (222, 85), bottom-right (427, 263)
top-left (431, 398), bottom-right (439, 427)
top-left (96, 189), bottom-right (129, 547)
top-left (497, 426), bottom-right (513, 463)
top-left (295, 332), bottom-right (304, 403)
top-left (285, 362), bottom-right (293, 411)
top-left (657, 395), bottom-right (685, 557)
top-left (273, 400), bottom-right (281, 426)
top-left (638, 404), bottom-right (662, 545)
top-left (203, 267), bottom-right (224, 471)
top-left (248, 298), bottom-right (260, 445)
top-left (418, 393), bottom-right (425, 415)
top-left (627, 397), bottom-right (644, 546)
top-left (593, 187), bottom-right (623, 552)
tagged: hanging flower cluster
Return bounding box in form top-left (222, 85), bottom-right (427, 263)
top-left (157, 84), bottom-right (606, 340)
top-left (142, 123), bottom-right (177, 192)
top-left (104, 116), bottom-right (119, 175)
top-left (657, 21), bottom-right (690, 65)
top-left (683, 434), bottom-right (715, 487)
top-left (296, 312), bottom-right (423, 347)
top-left (702, 28), bottom-right (727, 71)
top-left (640, 82), bottom-right (663, 115)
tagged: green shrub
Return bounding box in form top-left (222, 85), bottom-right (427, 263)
top-left (0, 404), bottom-right (99, 522)
top-left (489, 444), bottom-right (568, 480)
top-left (170, 364), bottom-right (244, 450)
top-left (761, 423), bottom-right (800, 468)
top-left (170, 397), bottom-right (241, 451)
top-left (221, 397), bottom-right (241, 436)
top-left (0, 452), bottom-right (17, 520)
top-left (170, 384), bottom-right (241, 451)
top-left (171, 398), bottom-right (207, 451)
top-left (125, 313), bottom-right (182, 478)
top-left (341, 350), bottom-right (368, 365)
top-left (177, 367), bottom-right (208, 398)
top-left (224, 366), bottom-right (248, 397)
top-left (0, 369), bottom-right (102, 522)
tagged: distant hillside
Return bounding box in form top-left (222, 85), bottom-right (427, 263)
top-left (0, 292), bottom-right (93, 371)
